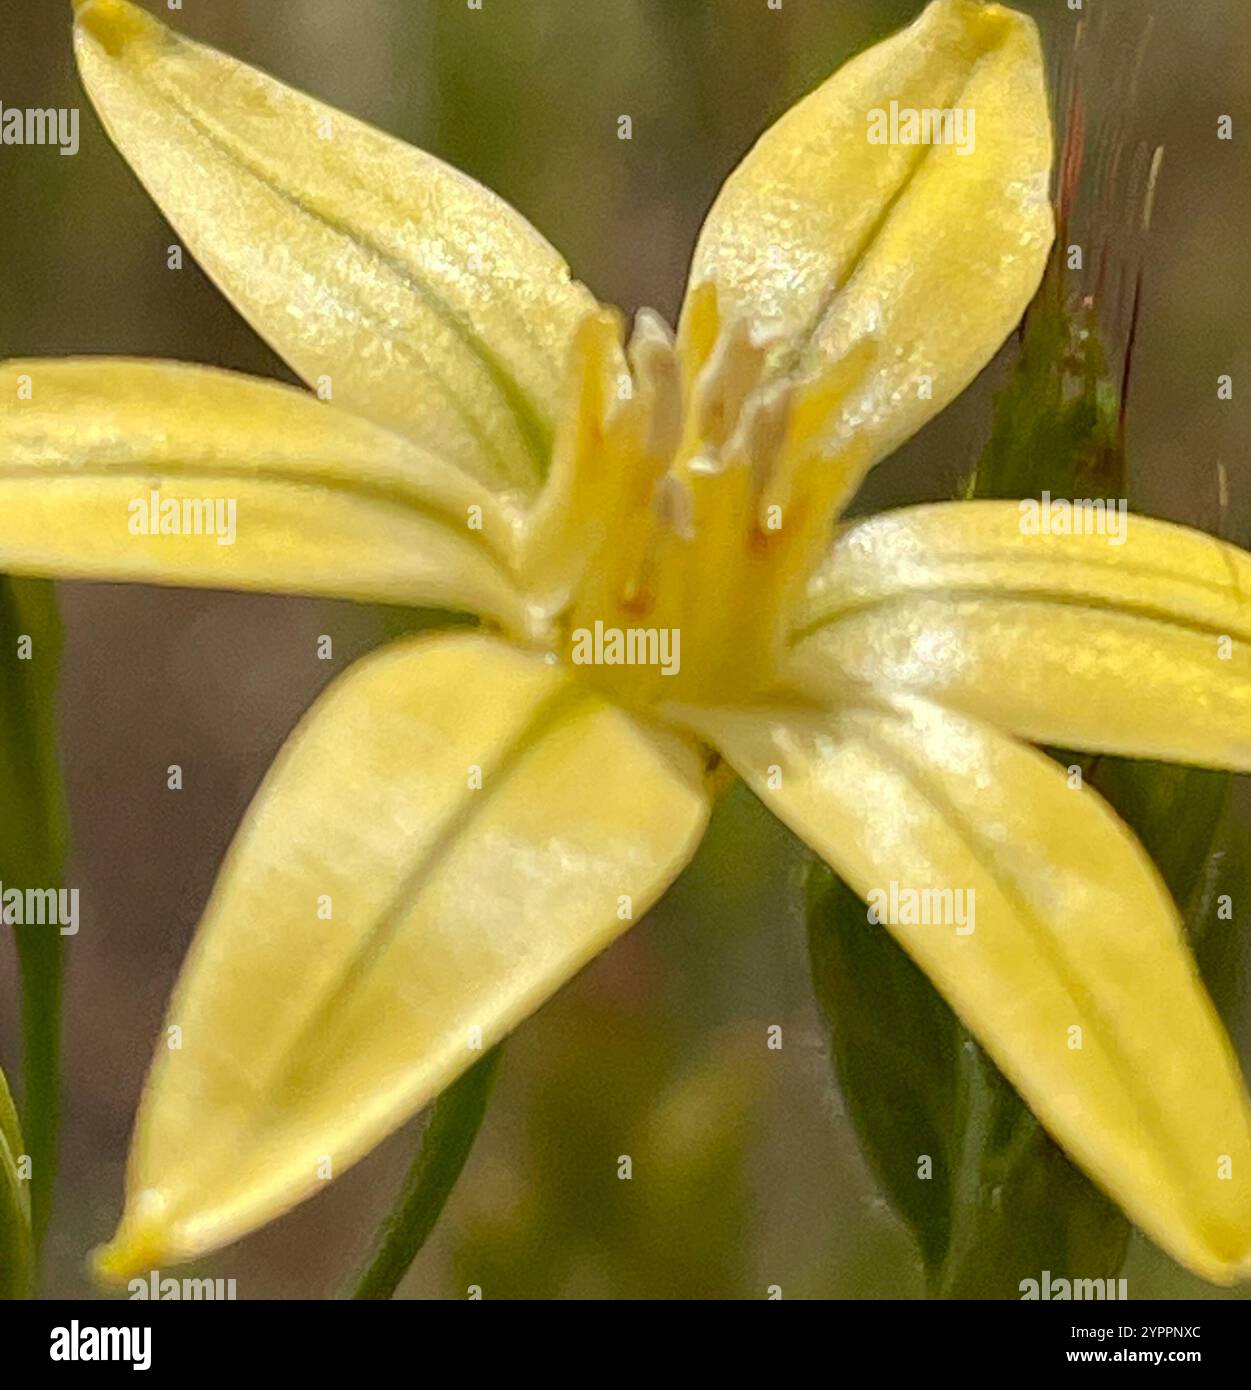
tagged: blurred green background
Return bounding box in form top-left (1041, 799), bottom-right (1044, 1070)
top-left (1, 0), bottom-right (1249, 1298)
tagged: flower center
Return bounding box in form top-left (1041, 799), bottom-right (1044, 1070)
top-left (520, 288), bottom-right (873, 710)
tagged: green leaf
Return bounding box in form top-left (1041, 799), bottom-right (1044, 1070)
top-left (806, 863), bottom-right (1129, 1297)
top-left (1182, 793), bottom-right (1251, 1034)
top-left (931, 1047), bottom-right (1129, 1298)
top-left (1087, 757), bottom-right (1231, 924)
top-left (806, 866), bottom-right (957, 1275)
top-left (965, 269), bottom-right (1124, 505)
top-left (0, 577), bottom-right (69, 1250)
top-left (0, 1064), bottom-right (35, 1300)
top-left (349, 1048), bottom-right (501, 1300)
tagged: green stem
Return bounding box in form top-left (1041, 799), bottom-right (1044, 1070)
top-left (13, 931), bottom-right (62, 1249)
top-left (0, 1064), bottom-right (36, 1299)
top-left (0, 578), bottom-right (69, 1255)
top-left (350, 1049), bottom-right (501, 1300)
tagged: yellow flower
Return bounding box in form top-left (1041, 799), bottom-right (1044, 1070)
top-left (5, 0), bottom-right (1249, 1285)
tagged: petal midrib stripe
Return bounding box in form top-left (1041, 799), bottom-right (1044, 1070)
top-left (124, 60), bottom-right (558, 490)
top-left (852, 708), bottom-right (1228, 1217)
top-left (166, 677), bottom-right (593, 1190)
top-left (776, 41), bottom-right (998, 382)
top-left (265, 680), bottom-right (595, 1103)
top-left (0, 455), bottom-right (518, 577)
top-left (149, 675), bottom-right (599, 1217)
top-left (803, 526), bottom-right (1251, 624)
top-left (779, 135), bottom-right (935, 382)
top-left (791, 585), bottom-right (1251, 648)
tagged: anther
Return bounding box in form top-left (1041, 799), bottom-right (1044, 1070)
top-left (627, 310), bottom-right (683, 463)
top-left (728, 380), bottom-right (794, 500)
top-left (692, 318), bottom-right (763, 447)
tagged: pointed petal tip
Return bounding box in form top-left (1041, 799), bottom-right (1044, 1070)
top-left (1194, 1245), bottom-right (1251, 1289)
top-left (88, 1202), bottom-right (173, 1289)
top-left (72, 0), bottom-right (156, 54)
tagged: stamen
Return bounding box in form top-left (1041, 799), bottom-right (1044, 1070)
top-left (692, 318), bottom-right (767, 447)
top-left (727, 380), bottom-right (794, 501)
top-left (654, 470), bottom-right (695, 541)
top-left (627, 310), bottom-right (683, 463)
top-left (554, 303), bottom-right (879, 706)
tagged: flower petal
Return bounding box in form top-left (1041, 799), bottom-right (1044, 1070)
top-left (94, 632), bottom-right (709, 1278)
top-left (0, 359), bottom-right (528, 627)
top-left (691, 695), bottom-right (1251, 1284)
top-left (792, 501), bottom-right (1251, 770)
top-left (73, 0), bottom-right (598, 493)
top-left (682, 0), bottom-right (1053, 469)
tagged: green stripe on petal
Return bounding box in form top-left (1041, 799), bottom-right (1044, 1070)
top-left (691, 695), bottom-right (1251, 1285)
top-left (682, 0), bottom-right (1053, 471)
top-left (791, 501), bottom-right (1251, 772)
top-left (93, 633), bottom-right (709, 1279)
top-left (74, 0), bottom-right (598, 492)
top-left (0, 359), bottom-right (530, 629)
